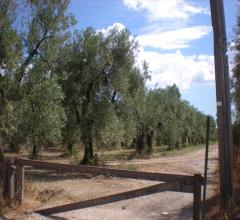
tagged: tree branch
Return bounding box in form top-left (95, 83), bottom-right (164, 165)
top-left (111, 90), bottom-right (117, 103)
top-left (16, 34), bottom-right (53, 83)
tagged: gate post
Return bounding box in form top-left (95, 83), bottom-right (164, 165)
top-left (2, 161), bottom-right (7, 198)
top-left (4, 159), bottom-right (15, 200)
top-left (193, 174), bottom-right (202, 220)
top-left (0, 148), bottom-right (6, 197)
top-left (0, 163), bottom-right (6, 198)
top-left (16, 164), bottom-right (24, 202)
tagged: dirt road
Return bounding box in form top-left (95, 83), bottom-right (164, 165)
top-left (5, 145), bottom-right (219, 220)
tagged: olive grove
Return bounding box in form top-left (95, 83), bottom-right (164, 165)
top-left (0, 0), bottom-right (216, 163)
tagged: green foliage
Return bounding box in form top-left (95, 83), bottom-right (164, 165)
top-left (0, 0), bottom-right (73, 156)
top-left (20, 75), bottom-right (66, 146)
top-left (58, 27), bottom-right (145, 163)
top-left (0, 0), bottom-right (22, 69)
top-left (0, 0), bottom-right (217, 160)
top-left (135, 85), bottom-right (216, 150)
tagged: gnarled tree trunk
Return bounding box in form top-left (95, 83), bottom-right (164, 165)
top-left (136, 133), bottom-right (144, 155)
top-left (67, 142), bottom-right (73, 154)
top-left (146, 130), bottom-right (153, 154)
top-left (32, 144), bottom-right (37, 159)
top-left (81, 138), bottom-right (94, 164)
top-left (81, 119), bottom-right (94, 165)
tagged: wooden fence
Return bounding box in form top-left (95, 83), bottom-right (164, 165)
top-left (0, 158), bottom-right (203, 220)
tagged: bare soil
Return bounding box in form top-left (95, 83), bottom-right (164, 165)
top-left (3, 145), bottom-right (219, 220)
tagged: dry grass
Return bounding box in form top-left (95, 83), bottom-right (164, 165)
top-left (0, 195), bottom-right (6, 215)
top-left (24, 179), bottom-right (76, 206)
top-left (115, 162), bottom-right (138, 171)
top-left (205, 146), bottom-right (240, 220)
top-left (100, 144), bottom-right (206, 163)
top-left (3, 180), bottom-right (76, 219)
top-left (0, 184), bottom-right (21, 216)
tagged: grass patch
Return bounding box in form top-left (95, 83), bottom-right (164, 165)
top-left (99, 149), bottom-right (134, 161)
top-left (154, 144), bottom-right (205, 157)
top-left (89, 144), bottom-right (207, 164)
top-left (115, 162), bottom-right (138, 171)
top-left (4, 142), bottom-right (214, 165)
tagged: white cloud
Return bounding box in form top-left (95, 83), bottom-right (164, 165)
top-left (137, 25), bottom-right (211, 50)
top-left (122, 0), bottom-right (209, 22)
top-left (137, 48), bottom-right (214, 90)
top-left (98, 23), bottom-right (126, 36)
top-left (100, 22), bottom-right (215, 91)
top-left (122, 0), bottom-right (211, 51)
top-left (98, 22), bottom-right (135, 44)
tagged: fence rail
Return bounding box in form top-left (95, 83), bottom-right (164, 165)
top-left (36, 182), bottom-right (175, 215)
top-left (16, 159), bottom-right (199, 184)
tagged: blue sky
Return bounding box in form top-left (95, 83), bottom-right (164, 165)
top-left (68, 0), bottom-right (237, 117)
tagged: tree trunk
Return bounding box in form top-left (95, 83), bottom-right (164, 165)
top-left (67, 142), bottom-right (73, 154)
top-left (80, 81), bottom-right (95, 165)
top-left (32, 144), bottom-right (37, 159)
top-left (175, 140), bottom-right (180, 149)
top-left (0, 133), bottom-right (4, 149)
top-left (81, 138), bottom-right (94, 164)
top-left (157, 137), bottom-right (161, 146)
top-left (182, 136), bottom-right (187, 147)
top-left (9, 142), bottom-right (19, 153)
top-left (146, 130), bottom-right (153, 154)
top-left (130, 138), bottom-right (136, 149)
top-left (136, 133), bottom-right (144, 155)
top-left (0, 147), bottom-right (4, 162)
top-left (168, 137), bottom-right (174, 150)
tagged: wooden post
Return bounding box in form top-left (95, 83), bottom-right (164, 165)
top-left (193, 174), bottom-right (202, 220)
top-left (210, 0), bottom-right (234, 209)
top-left (202, 116), bottom-right (210, 220)
top-left (5, 160), bottom-right (15, 200)
top-left (16, 165), bottom-right (24, 202)
top-left (0, 148), bottom-right (6, 197)
top-left (1, 161), bottom-right (7, 198)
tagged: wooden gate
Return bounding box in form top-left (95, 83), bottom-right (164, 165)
top-left (0, 158), bottom-right (203, 220)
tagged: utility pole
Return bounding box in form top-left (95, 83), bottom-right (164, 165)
top-left (210, 0), bottom-right (234, 209)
